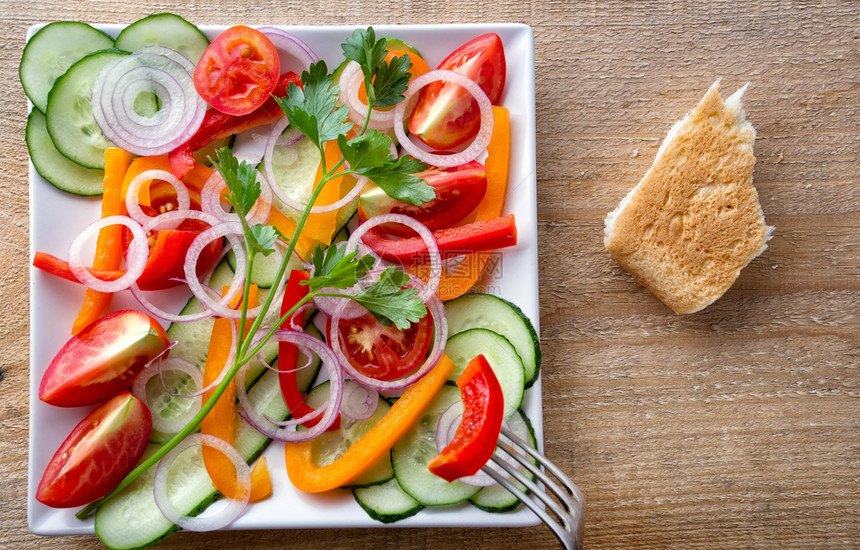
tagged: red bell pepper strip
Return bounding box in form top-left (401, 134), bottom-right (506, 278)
top-left (362, 214), bottom-right (518, 265)
top-left (427, 354), bottom-right (505, 482)
top-left (168, 71), bottom-right (302, 180)
top-left (278, 269), bottom-right (340, 430)
top-left (33, 251), bottom-right (124, 284)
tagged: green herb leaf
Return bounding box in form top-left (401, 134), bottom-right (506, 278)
top-left (342, 27), bottom-right (387, 104)
top-left (276, 61), bottom-right (352, 149)
top-left (307, 244), bottom-right (374, 291)
top-left (213, 147), bottom-right (261, 217)
top-left (249, 224), bottom-right (281, 256)
top-left (354, 266), bottom-right (426, 329)
top-left (360, 155), bottom-right (434, 206)
top-left (372, 54), bottom-right (413, 108)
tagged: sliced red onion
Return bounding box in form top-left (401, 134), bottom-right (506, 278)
top-left (329, 282), bottom-right (447, 391)
top-left (132, 356), bottom-right (203, 434)
top-left (201, 170), bottom-right (273, 225)
top-left (125, 169), bottom-right (191, 225)
top-left (68, 215), bottom-right (148, 292)
top-left (141, 209), bottom-right (221, 234)
top-left (153, 433), bottom-right (250, 531)
top-left (346, 214), bottom-right (441, 302)
top-left (184, 222), bottom-right (255, 320)
top-left (340, 380), bottom-right (379, 422)
top-left (263, 115), bottom-right (368, 214)
top-left (393, 69), bottom-right (494, 168)
top-left (256, 27), bottom-right (318, 73)
top-left (235, 330), bottom-right (343, 441)
top-left (339, 60), bottom-right (396, 131)
top-left (92, 46), bottom-right (206, 156)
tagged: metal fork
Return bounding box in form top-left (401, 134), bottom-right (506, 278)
top-left (481, 425), bottom-right (586, 550)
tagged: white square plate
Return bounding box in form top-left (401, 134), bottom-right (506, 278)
top-left (28, 22), bottom-right (540, 535)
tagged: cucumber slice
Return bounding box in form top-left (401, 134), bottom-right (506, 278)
top-left (444, 328), bottom-right (525, 419)
top-left (46, 48), bottom-right (127, 170)
top-left (26, 109), bottom-right (105, 195)
top-left (354, 477), bottom-right (423, 523)
top-left (115, 13), bottom-right (209, 64)
top-left (392, 384), bottom-right (481, 506)
top-left (469, 409), bottom-right (537, 513)
top-left (95, 365), bottom-right (303, 550)
top-left (303, 381), bottom-right (394, 488)
top-left (225, 247), bottom-right (303, 289)
top-left (21, 21), bottom-right (114, 113)
top-left (445, 293), bottom-right (542, 388)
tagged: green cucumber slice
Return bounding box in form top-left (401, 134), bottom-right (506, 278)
top-left (445, 293), bottom-right (541, 388)
top-left (354, 477), bottom-right (423, 523)
top-left (21, 21), bottom-right (114, 113)
top-left (26, 109), bottom-right (105, 195)
top-left (469, 409), bottom-right (537, 513)
top-left (114, 13), bottom-right (209, 64)
top-left (392, 384), bottom-right (481, 506)
top-left (303, 381), bottom-right (394, 488)
top-left (444, 328), bottom-right (525, 419)
top-left (225, 247), bottom-right (304, 289)
top-left (45, 48), bottom-right (127, 170)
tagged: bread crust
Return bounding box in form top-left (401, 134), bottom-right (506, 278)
top-left (604, 81), bottom-right (772, 314)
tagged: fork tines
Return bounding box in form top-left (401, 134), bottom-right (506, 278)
top-left (481, 426), bottom-right (585, 550)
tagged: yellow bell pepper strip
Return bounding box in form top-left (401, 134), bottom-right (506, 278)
top-left (248, 457), bottom-right (273, 502)
top-left (71, 148), bottom-right (132, 335)
top-left (405, 105), bottom-right (511, 301)
top-left (284, 354), bottom-right (457, 492)
top-left (201, 285), bottom-right (265, 501)
top-left (428, 354), bottom-right (504, 481)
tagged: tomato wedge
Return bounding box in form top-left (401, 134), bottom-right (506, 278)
top-left (358, 160), bottom-right (488, 237)
top-left (408, 33), bottom-right (506, 150)
top-left (332, 312), bottom-right (433, 382)
top-left (39, 310), bottom-right (169, 407)
top-left (36, 391), bottom-right (152, 508)
top-left (193, 25), bottom-right (280, 116)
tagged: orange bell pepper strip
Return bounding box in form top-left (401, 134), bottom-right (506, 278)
top-left (266, 208), bottom-right (319, 261)
top-left (121, 154), bottom-right (213, 213)
top-left (283, 354), bottom-right (457, 493)
top-left (201, 286), bottom-right (271, 502)
top-left (406, 105), bottom-right (511, 301)
top-left (71, 148), bottom-right (132, 335)
top-left (300, 140), bottom-right (344, 245)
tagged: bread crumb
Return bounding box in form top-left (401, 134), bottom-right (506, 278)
top-left (772, 264), bottom-right (779, 269)
top-left (633, 148), bottom-right (639, 157)
top-left (805, 184), bottom-right (812, 189)
top-left (777, 153), bottom-right (784, 162)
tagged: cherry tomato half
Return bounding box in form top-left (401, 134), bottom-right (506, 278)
top-left (333, 312), bottom-right (433, 382)
top-left (36, 391), bottom-right (152, 508)
top-left (193, 25), bottom-right (280, 116)
top-left (407, 33), bottom-right (506, 150)
top-left (39, 310), bottom-right (169, 407)
top-left (358, 160), bottom-right (488, 238)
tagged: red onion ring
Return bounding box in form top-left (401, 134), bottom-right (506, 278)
top-left (393, 69), bottom-right (494, 168)
top-left (339, 60), bottom-right (396, 131)
top-left (141, 209), bottom-right (221, 234)
top-left (256, 27), bottom-right (319, 73)
top-left (153, 433), bottom-right (250, 531)
top-left (125, 169), bottom-right (191, 225)
top-left (68, 215), bottom-right (148, 293)
top-left (346, 214), bottom-right (441, 302)
top-left (92, 46), bottom-right (206, 156)
top-left (263, 116), bottom-right (368, 214)
top-left (235, 330), bottom-right (343, 441)
top-left (132, 356), bottom-right (203, 434)
top-left (340, 380), bottom-right (379, 422)
top-left (201, 170), bottom-right (273, 225)
top-left (328, 279), bottom-right (447, 391)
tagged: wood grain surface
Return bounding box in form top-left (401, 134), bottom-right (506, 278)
top-left (2, 1), bottom-right (858, 549)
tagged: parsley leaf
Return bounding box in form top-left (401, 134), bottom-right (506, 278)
top-left (306, 244), bottom-right (374, 291)
top-left (249, 224), bottom-right (281, 256)
top-left (275, 61), bottom-right (352, 149)
top-left (354, 266), bottom-right (427, 329)
top-left (362, 155), bottom-right (435, 206)
top-left (372, 54), bottom-right (413, 108)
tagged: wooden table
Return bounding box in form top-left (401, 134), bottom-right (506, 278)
top-left (2, 1), bottom-right (857, 548)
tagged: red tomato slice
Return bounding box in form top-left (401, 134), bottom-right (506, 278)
top-left (36, 391), bottom-right (152, 508)
top-left (407, 33), bottom-right (506, 150)
top-left (333, 312), bottom-right (433, 382)
top-left (358, 160), bottom-right (488, 237)
top-left (39, 310), bottom-right (169, 407)
top-left (193, 26), bottom-right (280, 116)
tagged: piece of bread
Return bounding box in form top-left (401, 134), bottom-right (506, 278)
top-left (604, 80), bottom-right (773, 314)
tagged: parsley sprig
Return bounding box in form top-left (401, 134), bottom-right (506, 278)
top-left (77, 27), bottom-right (435, 520)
